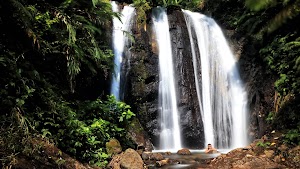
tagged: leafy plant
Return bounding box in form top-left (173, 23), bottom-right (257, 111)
top-left (245, 0), bottom-right (300, 34)
top-left (266, 111), bottom-right (275, 123)
top-left (256, 141), bottom-right (271, 147)
top-left (156, 0), bottom-right (205, 9)
top-left (284, 128), bottom-right (300, 145)
top-left (260, 33), bottom-right (300, 96)
top-left (133, 0), bottom-right (151, 27)
top-left (0, 0), bottom-right (135, 168)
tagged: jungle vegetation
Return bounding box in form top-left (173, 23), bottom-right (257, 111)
top-left (0, 0), bottom-right (299, 168)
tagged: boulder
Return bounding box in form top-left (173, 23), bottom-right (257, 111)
top-left (151, 153), bottom-right (164, 161)
top-left (106, 138), bottom-right (122, 155)
top-left (164, 151), bottom-right (172, 155)
top-left (108, 153), bottom-right (123, 169)
top-left (177, 148), bottom-right (191, 155)
top-left (141, 152), bottom-right (164, 161)
top-left (141, 152), bottom-right (151, 160)
top-left (232, 156), bottom-right (285, 169)
top-left (120, 148), bottom-right (144, 169)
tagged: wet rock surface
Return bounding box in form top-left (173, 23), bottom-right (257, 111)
top-left (124, 7), bottom-right (204, 149)
top-left (109, 148), bottom-right (144, 169)
top-left (208, 5), bottom-right (277, 140)
top-left (177, 148), bottom-right (192, 155)
top-left (167, 8), bottom-right (204, 149)
top-left (209, 132), bottom-right (300, 169)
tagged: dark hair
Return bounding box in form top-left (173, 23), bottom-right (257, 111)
top-left (208, 143), bottom-right (211, 145)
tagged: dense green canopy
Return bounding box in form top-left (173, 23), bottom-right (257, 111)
top-left (0, 0), bottom-right (299, 167)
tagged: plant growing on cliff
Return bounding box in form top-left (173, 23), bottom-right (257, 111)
top-left (245, 0), bottom-right (300, 35)
top-left (157, 0), bottom-right (205, 9)
top-left (133, 0), bottom-right (151, 27)
top-left (260, 33), bottom-right (300, 96)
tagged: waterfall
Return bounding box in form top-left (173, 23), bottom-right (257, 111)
top-left (183, 10), bottom-right (248, 149)
top-left (111, 1), bottom-right (135, 100)
top-left (152, 7), bottom-right (182, 150)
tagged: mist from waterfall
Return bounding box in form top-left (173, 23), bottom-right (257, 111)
top-left (183, 10), bottom-right (248, 149)
top-left (152, 7), bottom-right (182, 150)
top-left (111, 1), bottom-right (135, 100)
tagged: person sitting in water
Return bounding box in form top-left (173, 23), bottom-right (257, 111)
top-left (205, 143), bottom-right (217, 154)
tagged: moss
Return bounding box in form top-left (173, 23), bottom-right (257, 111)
top-left (131, 60), bottom-right (148, 97)
top-left (106, 138), bottom-right (122, 156)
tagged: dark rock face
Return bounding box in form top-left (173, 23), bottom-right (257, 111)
top-left (124, 9), bottom-right (205, 149)
top-left (167, 9), bottom-right (204, 148)
top-left (240, 46), bottom-right (275, 140)
top-left (123, 14), bottom-right (160, 147)
top-left (125, 6), bottom-right (273, 148)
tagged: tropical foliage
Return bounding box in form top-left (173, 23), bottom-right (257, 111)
top-left (260, 34), bottom-right (300, 95)
top-left (0, 0), bottom-right (136, 167)
top-left (245, 0), bottom-right (300, 34)
top-left (1, 0), bottom-right (300, 167)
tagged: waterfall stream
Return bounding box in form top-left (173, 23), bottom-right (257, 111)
top-left (183, 10), bottom-right (248, 149)
top-left (152, 7), bottom-right (182, 150)
top-left (110, 2), bottom-right (135, 100)
top-left (110, 3), bottom-right (248, 150)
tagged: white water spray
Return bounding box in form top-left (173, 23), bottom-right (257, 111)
top-left (152, 7), bottom-right (182, 150)
top-left (111, 1), bottom-right (135, 100)
top-left (183, 10), bottom-right (248, 149)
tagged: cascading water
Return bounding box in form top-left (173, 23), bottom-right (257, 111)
top-left (110, 1), bottom-right (135, 100)
top-left (152, 7), bottom-right (182, 150)
top-left (183, 10), bottom-right (248, 149)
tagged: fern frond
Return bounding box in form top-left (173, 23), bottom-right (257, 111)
top-left (265, 1), bottom-right (300, 33)
top-left (245, 0), bottom-right (277, 11)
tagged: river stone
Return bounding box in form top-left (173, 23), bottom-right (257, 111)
top-left (141, 152), bottom-right (151, 160)
top-left (142, 152), bottom-right (164, 161)
top-left (120, 148), bottom-right (144, 169)
top-left (151, 153), bottom-right (164, 161)
top-left (177, 148), bottom-right (191, 155)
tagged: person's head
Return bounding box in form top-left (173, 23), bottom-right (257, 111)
top-left (207, 143), bottom-right (212, 149)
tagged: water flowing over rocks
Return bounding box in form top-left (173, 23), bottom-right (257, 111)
top-left (124, 7), bottom-right (204, 148)
top-left (203, 6), bottom-right (277, 140)
top-left (122, 2), bottom-right (278, 150)
top-left (124, 7), bottom-right (205, 149)
top-left (167, 7), bottom-right (204, 149)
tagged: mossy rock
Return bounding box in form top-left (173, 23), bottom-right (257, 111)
top-left (106, 138), bottom-right (122, 156)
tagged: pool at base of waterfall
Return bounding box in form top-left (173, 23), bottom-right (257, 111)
top-left (145, 149), bottom-right (229, 169)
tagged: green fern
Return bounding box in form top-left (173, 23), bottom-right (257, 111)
top-left (246, 0), bottom-right (300, 34)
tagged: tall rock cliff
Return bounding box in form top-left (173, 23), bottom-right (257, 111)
top-left (122, 4), bottom-right (275, 148)
top-left (167, 7), bottom-right (204, 148)
top-left (123, 7), bottom-right (205, 149)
